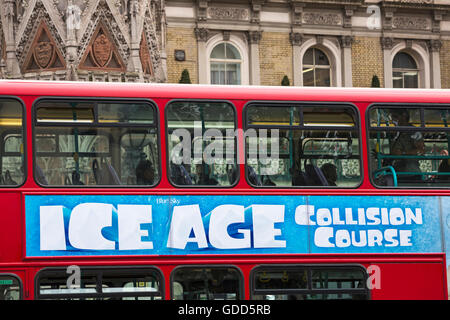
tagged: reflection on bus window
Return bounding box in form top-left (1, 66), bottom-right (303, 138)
top-left (369, 107), bottom-right (450, 187)
top-left (0, 99), bottom-right (24, 186)
top-left (33, 101), bottom-right (159, 187)
top-left (171, 267), bottom-right (242, 300)
top-left (252, 266), bottom-right (368, 300)
top-left (36, 267), bottom-right (163, 300)
top-left (245, 104), bottom-right (361, 188)
top-left (166, 101), bottom-right (237, 187)
top-left (0, 275), bottom-right (21, 300)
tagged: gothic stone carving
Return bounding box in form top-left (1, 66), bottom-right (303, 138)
top-left (393, 16), bottom-right (431, 30)
top-left (207, 7), bottom-right (249, 21)
top-left (22, 20), bottom-right (66, 73)
top-left (302, 12), bottom-right (342, 26)
top-left (79, 22), bottom-right (125, 71)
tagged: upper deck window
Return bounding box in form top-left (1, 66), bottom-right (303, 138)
top-left (245, 103), bottom-right (361, 188)
top-left (166, 101), bottom-right (238, 187)
top-left (0, 99), bottom-right (25, 187)
top-left (33, 100), bottom-right (159, 187)
top-left (368, 106), bottom-right (450, 187)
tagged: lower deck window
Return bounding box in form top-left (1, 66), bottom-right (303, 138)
top-left (0, 275), bottom-right (22, 300)
top-left (251, 265), bottom-right (368, 300)
top-left (36, 267), bottom-right (163, 300)
top-left (171, 267), bottom-right (242, 300)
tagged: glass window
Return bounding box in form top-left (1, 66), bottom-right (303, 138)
top-left (251, 266), bottom-right (368, 300)
top-left (98, 103), bottom-right (154, 124)
top-left (36, 267), bottom-right (163, 300)
top-left (392, 52), bottom-right (419, 89)
top-left (369, 106), bottom-right (450, 187)
top-left (210, 43), bottom-right (242, 85)
top-left (34, 100), bottom-right (159, 187)
top-left (166, 101), bottom-right (237, 187)
top-left (0, 275), bottom-right (22, 300)
top-left (0, 99), bottom-right (25, 186)
top-left (245, 104), bottom-right (361, 188)
top-left (303, 48), bottom-right (331, 87)
top-left (171, 267), bottom-right (242, 300)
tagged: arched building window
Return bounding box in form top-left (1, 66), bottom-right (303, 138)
top-left (392, 51), bottom-right (419, 88)
top-left (209, 42), bottom-right (242, 85)
top-left (302, 47), bottom-right (331, 87)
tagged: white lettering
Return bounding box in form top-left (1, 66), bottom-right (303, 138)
top-left (208, 205), bottom-right (250, 249)
top-left (118, 205), bottom-right (153, 250)
top-left (40, 206), bottom-right (67, 251)
top-left (167, 205), bottom-right (208, 249)
top-left (366, 208), bottom-right (381, 225)
top-left (405, 208), bottom-right (422, 225)
top-left (68, 203), bottom-right (115, 250)
top-left (252, 205), bottom-right (286, 248)
top-left (399, 230), bottom-right (412, 246)
top-left (294, 205), bottom-right (315, 225)
top-left (314, 227), bottom-right (335, 247)
top-left (389, 208), bottom-right (405, 225)
top-left (335, 229), bottom-right (351, 248)
top-left (317, 208), bottom-right (332, 226)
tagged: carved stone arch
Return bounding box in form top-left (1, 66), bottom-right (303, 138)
top-left (21, 20), bottom-right (66, 73)
top-left (140, 31), bottom-right (154, 76)
top-left (78, 21), bottom-right (126, 71)
top-left (142, 8), bottom-right (164, 82)
top-left (16, 2), bottom-right (66, 69)
top-left (77, 2), bottom-right (130, 69)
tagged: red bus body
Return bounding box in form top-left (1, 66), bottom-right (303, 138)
top-left (0, 81), bottom-right (447, 300)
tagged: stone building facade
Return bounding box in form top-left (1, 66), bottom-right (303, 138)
top-left (0, 0), bottom-right (167, 82)
top-left (164, 0), bottom-right (450, 89)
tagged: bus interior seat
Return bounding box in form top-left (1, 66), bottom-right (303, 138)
top-left (35, 165), bottom-right (48, 185)
top-left (305, 164), bottom-right (329, 186)
top-left (93, 159), bottom-right (121, 185)
top-left (171, 164), bottom-right (193, 185)
top-left (247, 166), bottom-right (262, 186)
top-left (105, 163), bottom-right (121, 185)
top-left (292, 171), bottom-right (309, 186)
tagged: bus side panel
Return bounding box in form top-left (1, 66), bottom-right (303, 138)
top-left (0, 192), bottom-right (23, 262)
top-left (371, 262), bottom-right (447, 300)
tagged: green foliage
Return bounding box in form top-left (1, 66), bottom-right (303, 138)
top-left (281, 75), bottom-right (290, 86)
top-left (179, 69), bottom-right (191, 84)
top-left (371, 75), bottom-right (380, 88)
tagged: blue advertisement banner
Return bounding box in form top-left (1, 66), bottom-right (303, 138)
top-left (25, 195), bottom-right (447, 257)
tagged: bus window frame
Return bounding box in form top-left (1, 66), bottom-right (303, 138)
top-left (34, 265), bottom-right (164, 300)
top-left (250, 264), bottom-right (370, 300)
top-left (164, 99), bottom-right (240, 189)
top-left (243, 101), bottom-right (363, 189)
top-left (169, 264), bottom-right (245, 300)
top-left (0, 96), bottom-right (26, 189)
top-left (0, 273), bottom-right (23, 300)
top-left (31, 96), bottom-right (161, 188)
top-left (366, 103), bottom-right (450, 189)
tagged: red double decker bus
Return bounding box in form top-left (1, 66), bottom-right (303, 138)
top-left (0, 80), bottom-right (448, 300)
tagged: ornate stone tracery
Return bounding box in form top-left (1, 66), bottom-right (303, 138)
top-left (0, 0), bottom-right (166, 82)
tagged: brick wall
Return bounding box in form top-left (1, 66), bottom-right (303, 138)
top-left (440, 40), bottom-right (450, 89)
top-left (166, 27), bottom-right (198, 84)
top-left (259, 32), bottom-right (293, 86)
top-left (352, 36), bottom-right (384, 88)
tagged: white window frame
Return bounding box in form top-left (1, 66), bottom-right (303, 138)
top-left (302, 47), bottom-right (332, 87)
top-left (205, 34), bottom-right (249, 86)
